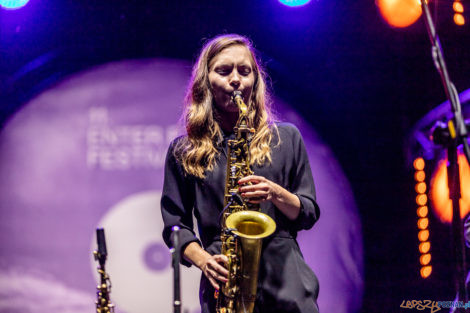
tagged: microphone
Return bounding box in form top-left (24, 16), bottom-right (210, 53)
top-left (95, 228), bottom-right (108, 267)
top-left (170, 225), bottom-right (181, 250)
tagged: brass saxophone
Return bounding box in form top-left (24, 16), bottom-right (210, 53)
top-left (216, 91), bottom-right (276, 313)
top-left (93, 228), bottom-right (115, 313)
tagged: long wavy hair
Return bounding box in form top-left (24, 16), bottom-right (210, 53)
top-left (174, 34), bottom-right (278, 178)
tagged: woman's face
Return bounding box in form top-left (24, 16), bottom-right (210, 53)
top-left (208, 45), bottom-right (255, 114)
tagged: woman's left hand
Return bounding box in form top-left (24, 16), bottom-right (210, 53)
top-left (238, 175), bottom-right (301, 220)
top-left (238, 175), bottom-right (281, 204)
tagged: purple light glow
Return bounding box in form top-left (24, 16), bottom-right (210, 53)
top-left (143, 242), bottom-right (171, 271)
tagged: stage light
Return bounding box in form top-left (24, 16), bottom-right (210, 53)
top-left (453, 0), bottom-right (465, 25)
top-left (420, 265), bottom-right (432, 278)
top-left (414, 157), bottom-right (432, 278)
top-left (454, 13), bottom-right (466, 25)
top-left (418, 217), bottom-right (429, 229)
top-left (0, 0), bottom-right (30, 9)
top-left (416, 194), bottom-right (428, 206)
top-left (414, 157), bottom-right (425, 171)
top-left (430, 154), bottom-right (470, 223)
top-left (278, 0), bottom-right (311, 7)
top-left (419, 241), bottom-right (431, 253)
top-left (415, 182), bottom-right (427, 194)
top-left (417, 206), bottom-right (428, 218)
top-left (376, 0), bottom-right (422, 28)
top-left (420, 253), bottom-right (431, 265)
top-left (418, 229), bottom-right (429, 241)
top-left (415, 170), bottom-right (426, 182)
top-left (453, 1), bottom-right (464, 13)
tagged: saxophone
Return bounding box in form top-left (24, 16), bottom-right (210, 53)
top-left (215, 91), bottom-right (276, 313)
top-left (93, 228), bottom-right (115, 313)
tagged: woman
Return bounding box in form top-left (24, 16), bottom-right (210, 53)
top-left (161, 34), bottom-right (320, 313)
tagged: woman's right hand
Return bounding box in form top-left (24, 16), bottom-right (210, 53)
top-left (183, 242), bottom-right (229, 290)
top-left (200, 254), bottom-right (229, 290)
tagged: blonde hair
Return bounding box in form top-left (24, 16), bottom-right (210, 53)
top-left (174, 34), bottom-right (277, 178)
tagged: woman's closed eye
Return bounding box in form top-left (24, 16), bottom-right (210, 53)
top-left (238, 66), bottom-right (252, 76)
top-left (215, 66), bottom-right (233, 76)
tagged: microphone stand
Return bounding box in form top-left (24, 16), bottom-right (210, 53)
top-left (171, 226), bottom-right (182, 313)
top-left (421, 0), bottom-right (470, 307)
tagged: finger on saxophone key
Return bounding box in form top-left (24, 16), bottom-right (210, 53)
top-left (214, 255), bottom-right (229, 279)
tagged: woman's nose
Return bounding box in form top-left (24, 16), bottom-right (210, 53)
top-left (229, 72), bottom-right (241, 88)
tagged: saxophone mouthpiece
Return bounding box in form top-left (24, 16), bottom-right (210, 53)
top-left (231, 90), bottom-right (243, 103)
top-left (232, 91), bottom-right (248, 115)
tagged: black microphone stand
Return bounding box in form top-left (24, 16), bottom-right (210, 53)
top-left (421, 0), bottom-right (470, 307)
top-left (171, 226), bottom-right (182, 313)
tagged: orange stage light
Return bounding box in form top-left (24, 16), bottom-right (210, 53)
top-left (417, 206), bottom-right (429, 218)
top-left (420, 253), bottom-right (432, 265)
top-left (453, 1), bottom-right (464, 13)
top-left (454, 13), bottom-right (466, 25)
top-left (376, 0), bottom-right (423, 28)
top-left (414, 157), bottom-right (425, 170)
top-left (418, 217), bottom-right (429, 229)
top-left (415, 182), bottom-right (427, 194)
top-left (419, 241), bottom-right (431, 253)
top-left (418, 229), bottom-right (429, 241)
top-left (430, 154), bottom-right (470, 223)
top-left (420, 265), bottom-right (432, 278)
top-left (415, 170), bottom-right (426, 182)
top-left (416, 194), bottom-right (428, 206)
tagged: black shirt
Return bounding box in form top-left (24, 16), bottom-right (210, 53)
top-left (161, 122), bottom-right (320, 313)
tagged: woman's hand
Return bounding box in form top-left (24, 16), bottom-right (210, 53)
top-left (238, 175), bottom-right (281, 203)
top-left (238, 175), bottom-right (301, 220)
top-left (200, 254), bottom-right (229, 290)
top-left (183, 242), bottom-right (228, 290)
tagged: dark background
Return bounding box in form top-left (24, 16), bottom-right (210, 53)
top-left (1, 1), bottom-right (469, 311)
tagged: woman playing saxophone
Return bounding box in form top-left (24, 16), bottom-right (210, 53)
top-left (161, 34), bottom-right (320, 313)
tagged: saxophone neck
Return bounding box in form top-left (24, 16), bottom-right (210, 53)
top-left (231, 91), bottom-right (255, 136)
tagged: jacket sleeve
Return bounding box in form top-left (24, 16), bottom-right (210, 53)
top-left (287, 125), bottom-right (320, 231)
top-left (161, 140), bottom-right (201, 267)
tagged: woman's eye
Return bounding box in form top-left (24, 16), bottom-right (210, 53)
top-left (239, 67), bottom-right (252, 76)
top-left (214, 66), bottom-right (251, 76)
top-left (215, 67), bottom-right (231, 75)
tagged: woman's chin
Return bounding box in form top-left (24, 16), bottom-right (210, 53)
top-left (219, 103), bottom-right (239, 113)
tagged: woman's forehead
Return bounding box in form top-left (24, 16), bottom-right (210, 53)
top-left (209, 44), bottom-right (255, 68)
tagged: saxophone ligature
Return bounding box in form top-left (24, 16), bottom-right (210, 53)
top-left (215, 91), bottom-right (276, 313)
top-left (93, 228), bottom-right (115, 313)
